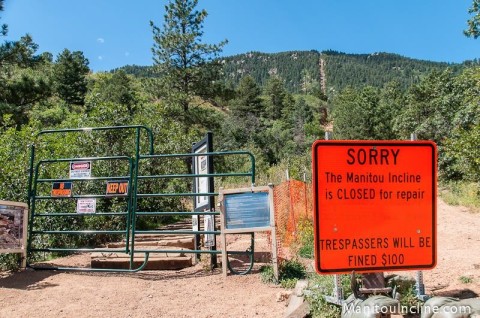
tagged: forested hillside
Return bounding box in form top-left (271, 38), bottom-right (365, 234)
top-left (117, 50), bottom-right (466, 94)
top-left (321, 50), bottom-right (463, 91)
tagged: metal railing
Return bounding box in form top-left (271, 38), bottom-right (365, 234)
top-left (26, 126), bottom-right (257, 273)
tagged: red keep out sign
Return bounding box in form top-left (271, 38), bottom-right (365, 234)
top-left (312, 140), bottom-right (437, 274)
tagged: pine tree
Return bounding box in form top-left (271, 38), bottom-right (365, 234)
top-left (151, 0), bottom-right (227, 112)
top-left (264, 77), bottom-right (287, 120)
top-left (465, 0), bottom-right (480, 38)
top-left (53, 49), bottom-right (90, 106)
top-left (0, 0), bottom-right (6, 37)
top-left (0, 1), bottom-right (51, 127)
top-left (229, 76), bottom-right (263, 117)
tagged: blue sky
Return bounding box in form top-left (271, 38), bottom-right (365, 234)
top-left (2, 0), bottom-right (479, 71)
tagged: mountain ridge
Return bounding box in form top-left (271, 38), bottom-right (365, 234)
top-left (112, 50), bottom-right (474, 93)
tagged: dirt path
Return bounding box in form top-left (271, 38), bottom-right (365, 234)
top-left (0, 198), bottom-right (478, 317)
top-left (0, 264), bottom-right (287, 318)
top-left (419, 198), bottom-right (480, 297)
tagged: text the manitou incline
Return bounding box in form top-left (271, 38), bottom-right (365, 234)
top-left (313, 142), bottom-right (437, 274)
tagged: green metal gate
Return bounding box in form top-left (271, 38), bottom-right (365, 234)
top-left (27, 125), bottom-right (256, 273)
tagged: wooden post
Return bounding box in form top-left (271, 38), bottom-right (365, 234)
top-left (268, 184), bottom-right (279, 281)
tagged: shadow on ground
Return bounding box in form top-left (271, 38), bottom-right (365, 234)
top-left (433, 288), bottom-right (479, 299)
top-left (0, 269), bottom-right (59, 290)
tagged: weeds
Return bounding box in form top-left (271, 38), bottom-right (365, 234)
top-left (260, 259), bottom-right (306, 289)
top-left (0, 254), bottom-right (22, 271)
top-left (305, 274), bottom-right (351, 318)
top-left (296, 219), bottom-right (314, 259)
top-left (459, 275), bottom-right (473, 284)
top-left (440, 181), bottom-right (480, 212)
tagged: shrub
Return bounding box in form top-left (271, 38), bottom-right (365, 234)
top-left (260, 259), bottom-right (306, 288)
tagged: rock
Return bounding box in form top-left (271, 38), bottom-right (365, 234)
top-left (422, 297), bottom-right (480, 318)
top-left (284, 280), bottom-right (310, 318)
top-left (293, 279), bottom-right (309, 296)
top-left (276, 291), bottom-right (292, 302)
top-left (341, 294), bottom-right (400, 318)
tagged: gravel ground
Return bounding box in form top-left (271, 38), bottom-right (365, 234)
top-left (0, 198), bottom-right (479, 318)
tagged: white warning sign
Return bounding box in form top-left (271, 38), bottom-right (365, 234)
top-left (76, 198), bottom-right (96, 214)
top-left (70, 161), bottom-right (92, 179)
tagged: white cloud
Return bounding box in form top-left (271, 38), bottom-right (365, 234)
top-left (125, 51), bottom-right (130, 57)
top-left (98, 56), bottom-right (103, 60)
top-left (97, 38), bottom-right (105, 44)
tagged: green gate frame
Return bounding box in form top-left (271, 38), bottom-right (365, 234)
top-left (27, 125), bottom-right (256, 273)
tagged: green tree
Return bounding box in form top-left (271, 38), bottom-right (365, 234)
top-left (150, 0), bottom-right (227, 112)
top-left (221, 76), bottom-right (264, 151)
top-left (0, 1), bottom-right (52, 127)
top-left (53, 49), bottom-right (90, 106)
top-left (86, 70), bottom-right (140, 116)
top-left (0, 0), bottom-right (6, 37)
top-left (333, 86), bottom-right (380, 140)
top-left (264, 77), bottom-right (287, 120)
top-left (444, 125), bottom-right (480, 181)
top-left (229, 75), bottom-right (264, 117)
top-left (441, 67), bottom-right (480, 180)
top-left (465, 0), bottom-right (480, 38)
top-left (291, 97), bottom-right (314, 154)
top-left (374, 81), bottom-right (404, 139)
top-left (393, 69), bottom-right (460, 143)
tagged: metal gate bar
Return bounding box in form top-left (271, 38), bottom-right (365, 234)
top-left (26, 125), bottom-right (258, 273)
top-left (28, 156), bottom-right (138, 270)
top-left (27, 126), bottom-right (153, 272)
top-left (130, 151), bottom-right (256, 273)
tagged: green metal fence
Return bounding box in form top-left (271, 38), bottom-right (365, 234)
top-left (26, 125), bottom-right (256, 273)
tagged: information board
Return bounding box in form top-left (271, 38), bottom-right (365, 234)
top-left (223, 192), bottom-right (270, 230)
top-left (194, 144), bottom-right (209, 209)
top-left (219, 186), bottom-right (278, 279)
top-left (312, 140), bottom-right (437, 274)
top-left (0, 201), bottom-right (27, 253)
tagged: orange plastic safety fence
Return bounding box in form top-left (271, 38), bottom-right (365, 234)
top-left (270, 180), bottom-right (313, 260)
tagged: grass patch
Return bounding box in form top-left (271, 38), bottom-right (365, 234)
top-left (387, 276), bottom-right (423, 313)
top-left (260, 259), bottom-right (306, 289)
top-left (440, 181), bottom-right (480, 213)
top-left (459, 275), bottom-right (473, 284)
top-left (305, 274), bottom-right (352, 318)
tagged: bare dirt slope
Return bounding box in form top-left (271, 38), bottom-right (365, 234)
top-left (419, 198), bottom-right (480, 297)
top-left (0, 198), bottom-right (479, 318)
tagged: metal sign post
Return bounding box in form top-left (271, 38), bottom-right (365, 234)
top-left (323, 132), bottom-right (344, 305)
top-left (411, 133), bottom-right (428, 301)
top-left (192, 132), bottom-right (217, 267)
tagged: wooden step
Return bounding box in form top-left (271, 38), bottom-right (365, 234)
top-left (106, 237), bottom-right (194, 249)
top-left (91, 255), bottom-right (192, 270)
top-left (91, 251), bottom-right (187, 259)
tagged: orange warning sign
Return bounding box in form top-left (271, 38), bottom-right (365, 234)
top-left (312, 141), bottom-right (437, 274)
top-left (105, 180), bottom-right (129, 196)
top-left (51, 182), bottom-right (72, 197)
